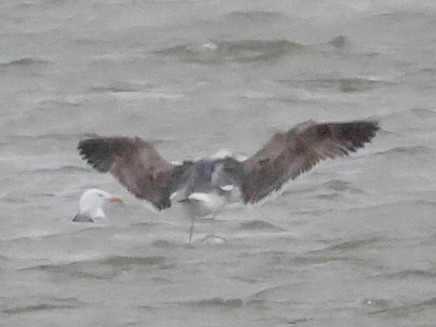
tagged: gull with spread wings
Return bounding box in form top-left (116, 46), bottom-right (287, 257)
top-left (78, 120), bottom-right (379, 242)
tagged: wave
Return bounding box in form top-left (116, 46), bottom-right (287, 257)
top-left (384, 107), bottom-right (436, 120)
top-left (23, 255), bottom-right (168, 271)
top-left (321, 179), bottom-right (365, 193)
top-left (154, 39), bottom-right (303, 63)
top-left (409, 107), bottom-right (436, 117)
top-left (278, 76), bottom-right (393, 93)
top-left (312, 236), bottom-right (384, 254)
top-left (374, 11), bottom-right (433, 22)
top-left (178, 297), bottom-right (244, 308)
top-left (1, 132), bottom-right (98, 144)
top-left (0, 57), bottom-right (52, 68)
top-left (32, 165), bottom-right (90, 174)
top-left (246, 284), bottom-right (296, 304)
top-left (373, 269), bottom-right (436, 280)
top-left (360, 298), bottom-right (390, 309)
top-left (374, 145), bottom-right (431, 157)
top-left (96, 255), bottom-right (166, 267)
top-left (223, 10), bottom-right (288, 23)
top-left (90, 85), bottom-right (141, 94)
top-left (0, 254), bottom-right (10, 264)
top-left (327, 35), bottom-right (348, 49)
top-left (152, 239), bottom-right (194, 249)
top-left (237, 219), bottom-right (285, 232)
top-left (21, 255), bottom-right (169, 279)
top-left (370, 296), bottom-right (436, 316)
top-left (380, 108), bottom-right (436, 132)
top-left (2, 297), bottom-right (83, 315)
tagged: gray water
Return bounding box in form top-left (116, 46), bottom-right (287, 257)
top-left (1, 1), bottom-right (436, 326)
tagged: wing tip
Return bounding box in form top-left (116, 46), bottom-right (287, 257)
top-left (362, 120), bottom-right (380, 144)
top-left (77, 138), bottom-right (113, 172)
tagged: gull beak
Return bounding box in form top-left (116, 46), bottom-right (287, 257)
top-left (109, 196), bottom-right (123, 204)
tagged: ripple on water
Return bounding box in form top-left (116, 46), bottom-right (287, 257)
top-left (179, 297), bottom-right (244, 308)
top-left (152, 239), bottom-right (195, 250)
top-left (153, 39), bottom-right (303, 64)
top-left (315, 236), bottom-right (384, 254)
top-left (368, 297), bottom-right (436, 316)
top-left (1, 296), bottom-right (84, 315)
top-left (246, 285), bottom-right (296, 304)
top-left (20, 255), bottom-right (170, 280)
top-left (0, 57), bottom-right (53, 69)
top-left (373, 269), bottom-right (436, 280)
top-left (223, 10), bottom-right (288, 23)
top-left (277, 75), bottom-right (393, 94)
top-left (237, 219), bottom-right (286, 232)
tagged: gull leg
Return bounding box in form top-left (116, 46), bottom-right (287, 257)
top-left (189, 214), bottom-right (194, 243)
top-left (210, 213), bottom-right (217, 238)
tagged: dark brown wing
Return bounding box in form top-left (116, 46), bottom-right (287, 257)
top-left (241, 120), bottom-right (379, 204)
top-left (78, 137), bottom-right (174, 210)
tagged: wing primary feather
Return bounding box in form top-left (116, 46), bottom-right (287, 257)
top-left (78, 137), bottom-right (174, 210)
top-left (241, 120), bottom-right (379, 204)
top-left (77, 121), bottom-right (378, 209)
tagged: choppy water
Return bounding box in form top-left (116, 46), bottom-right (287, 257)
top-left (1, 1), bottom-right (436, 326)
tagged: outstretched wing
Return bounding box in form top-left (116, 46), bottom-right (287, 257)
top-left (241, 120), bottom-right (379, 204)
top-left (78, 137), bottom-right (174, 210)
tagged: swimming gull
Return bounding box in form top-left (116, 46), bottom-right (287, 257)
top-left (72, 188), bottom-right (123, 223)
top-left (77, 120), bottom-right (379, 239)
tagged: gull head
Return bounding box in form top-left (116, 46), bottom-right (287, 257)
top-left (73, 188), bottom-right (122, 223)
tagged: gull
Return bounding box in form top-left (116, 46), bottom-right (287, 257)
top-left (72, 188), bottom-right (123, 223)
top-left (77, 120), bottom-right (379, 240)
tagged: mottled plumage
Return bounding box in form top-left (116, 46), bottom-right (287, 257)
top-left (240, 120), bottom-right (378, 203)
top-left (78, 137), bottom-right (173, 210)
top-left (78, 120), bottom-right (379, 238)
